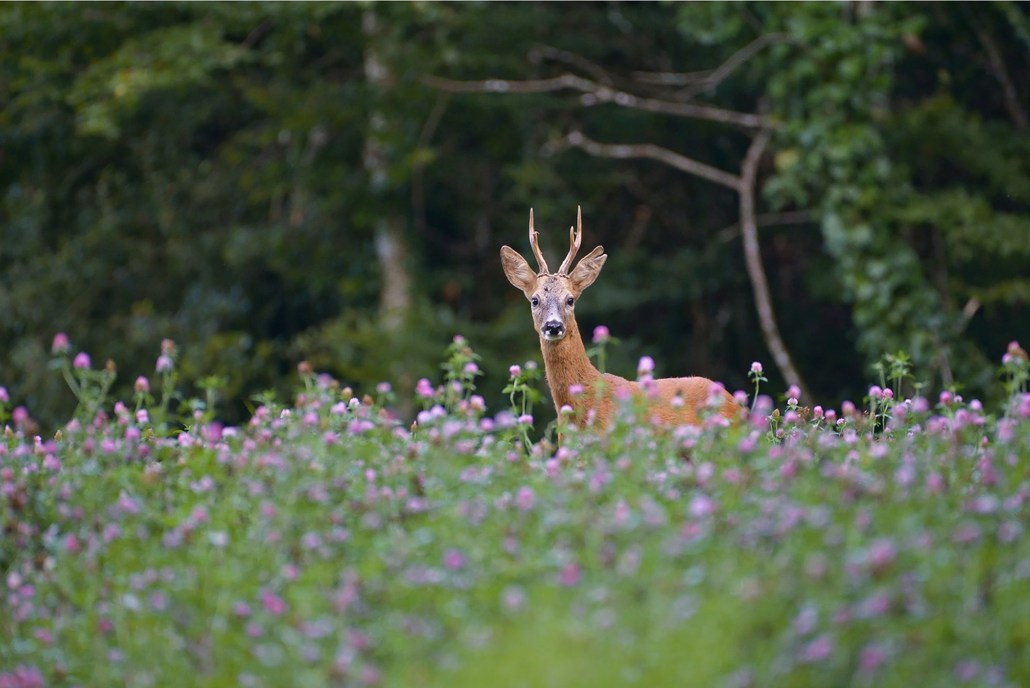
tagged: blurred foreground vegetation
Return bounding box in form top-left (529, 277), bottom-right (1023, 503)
top-left (1, 337), bottom-right (1029, 686)
top-left (1, 2), bottom-right (1029, 427)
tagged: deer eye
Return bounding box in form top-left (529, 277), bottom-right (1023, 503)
top-left (566, 296), bottom-right (575, 307)
top-left (530, 296), bottom-right (540, 308)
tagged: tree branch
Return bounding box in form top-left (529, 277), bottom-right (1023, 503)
top-left (739, 130), bottom-right (812, 401)
top-left (530, 45), bottom-right (616, 86)
top-left (553, 130), bottom-right (743, 192)
top-left (632, 33), bottom-right (789, 100)
top-left (974, 23), bottom-right (1027, 130)
top-left (423, 73), bottom-right (771, 129)
top-left (422, 72), bottom-right (594, 95)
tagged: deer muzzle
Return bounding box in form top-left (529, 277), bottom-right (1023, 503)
top-left (542, 320), bottom-right (566, 341)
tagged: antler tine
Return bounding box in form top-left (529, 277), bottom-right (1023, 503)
top-left (528, 208), bottom-right (550, 274)
top-left (557, 205), bottom-right (583, 275)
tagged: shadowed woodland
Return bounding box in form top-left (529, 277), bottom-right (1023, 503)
top-left (2, 2), bottom-right (1029, 427)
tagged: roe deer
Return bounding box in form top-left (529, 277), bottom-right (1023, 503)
top-left (500, 207), bottom-right (739, 430)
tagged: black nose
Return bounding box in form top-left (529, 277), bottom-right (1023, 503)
top-left (542, 320), bottom-right (565, 337)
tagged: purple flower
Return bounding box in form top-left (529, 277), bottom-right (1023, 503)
top-left (515, 486), bottom-right (535, 511)
top-left (260, 589), bottom-right (287, 616)
top-left (156, 354), bottom-right (174, 373)
top-left (867, 538), bottom-right (896, 572)
top-left (637, 356), bottom-right (655, 377)
top-left (73, 352), bottom-right (91, 370)
top-left (415, 378), bottom-right (434, 399)
top-left (443, 549), bottom-right (466, 570)
top-left (501, 585), bottom-right (526, 612)
top-left (0, 665), bottom-right (45, 688)
top-left (508, 364), bottom-right (521, 379)
top-left (117, 491), bottom-right (140, 515)
top-left (750, 361), bottom-right (763, 375)
top-left (592, 325), bottom-right (610, 344)
top-left (799, 634), bottom-right (834, 663)
top-left (0, 387), bottom-right (8, 404)
top-left (1003, 340), bottom-right (1026, 364)
top-left (1018, 393), bottom-right (1030, 418)
top-left (859, 643), bottom-right (888, 673)
top-left (52, 333), bottom-right (70, 354)
top-left (558, 563), bottom-right (582, 587)
top-left (689, 494), bottom-right (716, 518)
top-left (954, 660), bottom-right (979, 682)
top-left (348, 416), bottom-right (376, 432)
top-left (134, 376), bottom-right (150, 394)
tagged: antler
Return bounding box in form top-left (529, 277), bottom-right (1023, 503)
top-left (528, 208), bottom-right (550, 274)
top-left (557, 205), bottom-right (583, 275)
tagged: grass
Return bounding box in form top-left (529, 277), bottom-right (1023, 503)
top-left (1, 335), bottom-right (1029, 687)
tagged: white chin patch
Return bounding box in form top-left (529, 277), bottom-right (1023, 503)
top-left (542, 332), bottom-right (566, 342)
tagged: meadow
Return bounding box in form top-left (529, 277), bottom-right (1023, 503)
top-left (2, 334), bottom-right (1029, 688)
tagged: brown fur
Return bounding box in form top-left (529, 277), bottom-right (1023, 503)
top-left (501, 210), bottom-right (739, 431)
top-left (540, 317), bottom-right (738, 430)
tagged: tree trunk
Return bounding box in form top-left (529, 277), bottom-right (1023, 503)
top-left (740, 131), bottom-right (812, 402)
top-left (363, 9), bottom-right (412, 331)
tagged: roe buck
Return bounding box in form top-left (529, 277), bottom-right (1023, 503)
top-left (500, 207), bottom-right (739, 430)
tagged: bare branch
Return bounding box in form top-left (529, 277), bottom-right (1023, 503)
top-left (423, 73), bottom-right (771, 129)
top-left (628, 67), bottom-right (710, 87)
top-left (632, 33), bottom-right (788, 99)
top-left (678, 33), bottom-right (789, 100)
top-left (423, 73), bottom-right (595, 95)
top-left (531, 45), bottom-right (616, 86)
top-left (581, 82), bottom-right (772, 128)
top-left (240, 20), bottom-right (274, 50)
top-left (974, 24), bottom-right (1028, 130)
top-left (959, 297), bottom-right (982, 331)
top-left (739, 130), bottom-right (812, 402)
top-left (556, 130), bottom-right (742, 192)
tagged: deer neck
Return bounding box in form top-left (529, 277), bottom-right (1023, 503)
top-left (539, 320), bottom-right (600, 411)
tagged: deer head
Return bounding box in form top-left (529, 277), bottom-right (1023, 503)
top-left (500, 207), bottom-right (607, 343)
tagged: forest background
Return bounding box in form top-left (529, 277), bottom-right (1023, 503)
top-left (2, 2), bottom-right (1029, 429)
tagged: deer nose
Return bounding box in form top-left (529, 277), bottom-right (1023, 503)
top-left (542, 320), bottom-right (565, 339)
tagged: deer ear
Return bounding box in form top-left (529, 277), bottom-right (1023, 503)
top-left (568, 246), bottom-right (606, 294)
top-left (500, 246), bottom-right (537, 295)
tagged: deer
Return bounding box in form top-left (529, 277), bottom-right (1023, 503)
top-left (500, 207), bottom-right (740, 430)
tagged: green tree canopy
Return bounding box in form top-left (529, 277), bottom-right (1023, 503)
top-left (1, 2), bottom-right (1027, 428)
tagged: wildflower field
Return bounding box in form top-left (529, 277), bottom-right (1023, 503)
top-left (2, 335), bottom-right (1030, 688)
